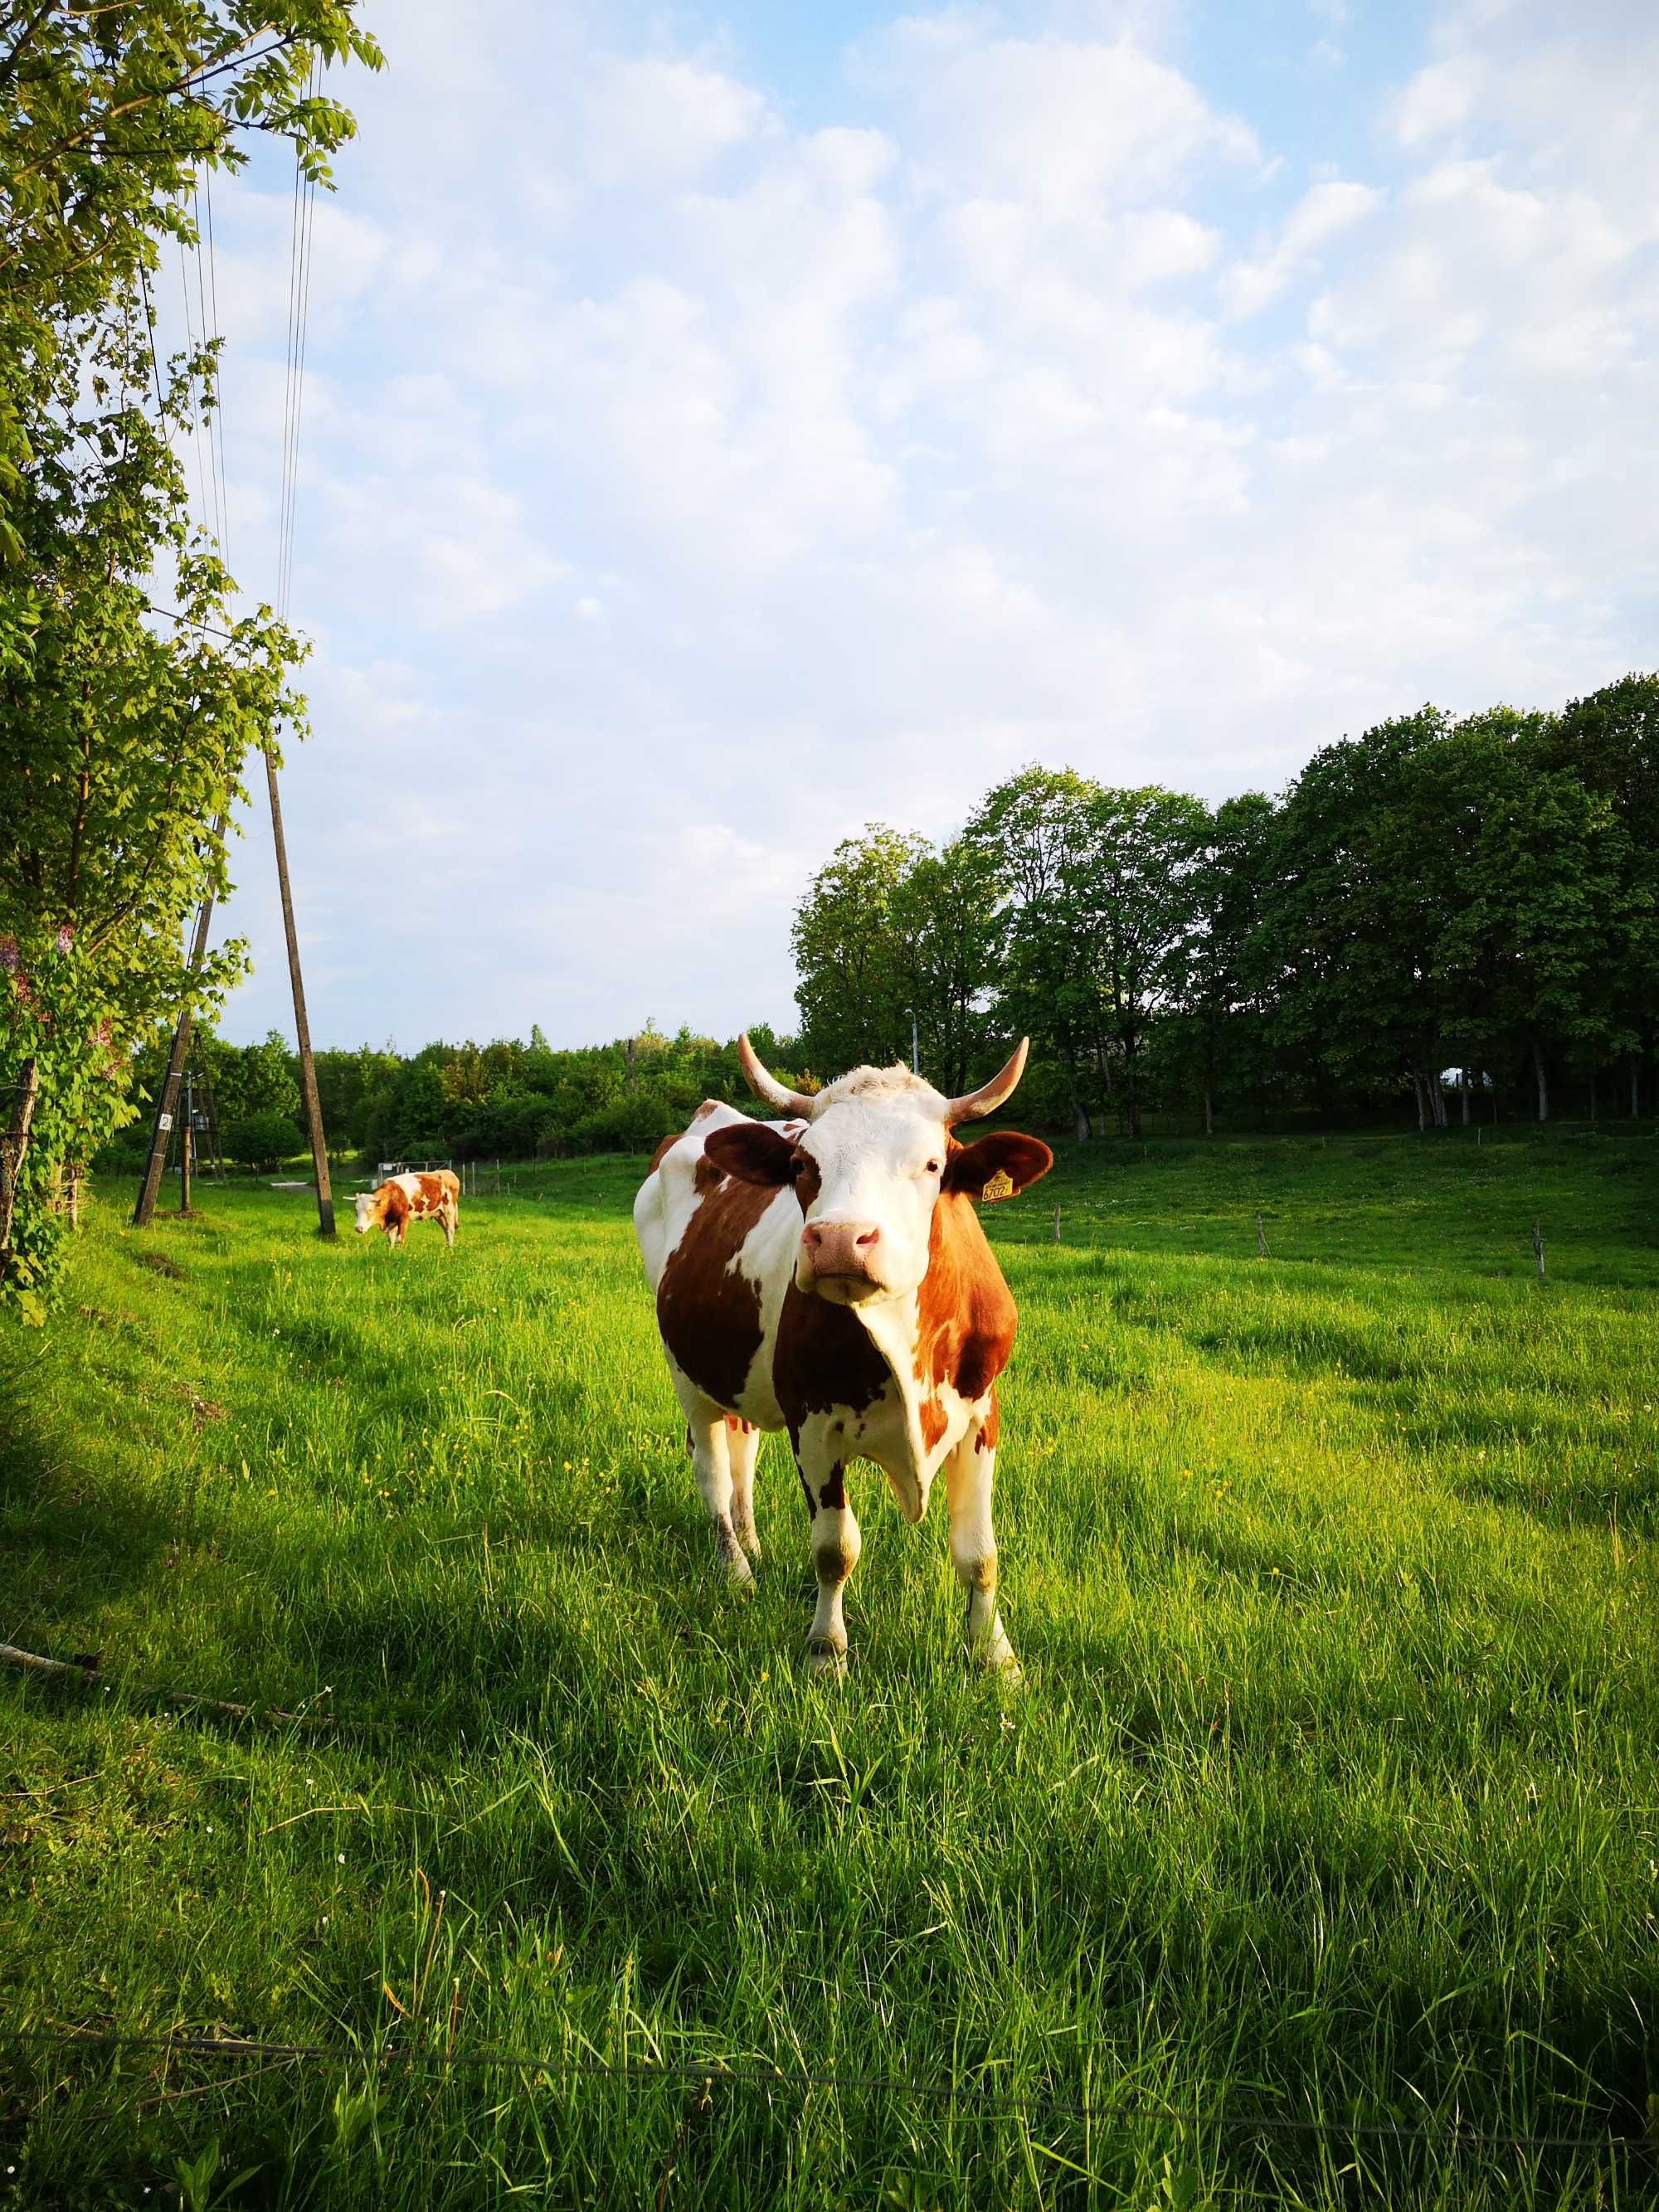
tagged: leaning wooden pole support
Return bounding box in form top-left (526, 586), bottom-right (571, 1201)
top-left (133, 829), bottom-right (224, 1229)
top-left (264, 743), bottom-right (334, 1237)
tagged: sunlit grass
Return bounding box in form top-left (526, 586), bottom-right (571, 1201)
top-left (1, 1130), bottom-right (1657, 2207)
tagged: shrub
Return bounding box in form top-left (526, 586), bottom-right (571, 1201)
top-left (222, 1110), bottom-right (303, 1174)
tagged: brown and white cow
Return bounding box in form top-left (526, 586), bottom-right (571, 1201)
top-left (634, 1037), bottom-right (1052, 1675)
top-left (353, 1169), bottom-right (460, 1249)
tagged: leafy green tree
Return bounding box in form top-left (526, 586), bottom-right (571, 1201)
top-left (222, 1106), bottom-right (301, 1173)
top-left (963, 766), bottom-right (1102, 1137)
top-left (884, 839), bottom-right (1005, 1093)
top-left (0, 323), bottom-right (305, 1303)
top-left (1260, 711), bottom-right (1467, 1125)
top-left (1, 4), bottom-right (380, 1313)
top-left (1, 2), bottom-right (380, 562)
top-left (1552, 673), bottom-right (1659, 1113)
top-left (1160, 792), bottom-right (1277, 1134)
top-left (792, 826), bottom-right (928, 1072)
top-left (1070, 785), bottom-right (1209, 1138)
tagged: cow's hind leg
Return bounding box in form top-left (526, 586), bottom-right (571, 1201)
top-left (669, 1368), bottom-right (753, 1587)
top-left (793, 1427), bottom-right (861, 1677)
top-left (727, 1418), bottom-right (762, 1563)
top-left (441, 1199), bottom-right (456, 1249)
top-left (944, 1405), bottom-right (1019, 1675)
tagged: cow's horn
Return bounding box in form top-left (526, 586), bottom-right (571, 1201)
top-left (738, 1033), bottom-right (815, 1117)
top-left (943, 1038), bottom-right (1029, 1125)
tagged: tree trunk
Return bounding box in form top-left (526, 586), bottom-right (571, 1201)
top-left (1203, 1086), bottom-right (1214, 1139)
top-left (1632, 1057), bottom-right (1642, 1120)
top-left (1589, 1069), bottom-right (1598, 1123)
top-left (1068, 1084), bottom-right (1090, 1143)
top-left (1532, 1036), bottom-right (1549, 1123)
top-left (0, 1056), bottom-right (41, 1261)
top-left (1413, 1072), bottom-right (1427, 1134)
top-left (1460, 1072), bottom-right (1471, 1126)
top-left (66, 1166), bottom-right (82, 1231)
top-left (1123, 1043), bottom-right (1141, 1140)
top-left (1430, 1067), bottom-right (1448, 1129)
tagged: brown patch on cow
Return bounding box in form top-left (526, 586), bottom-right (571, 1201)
top-left (657, 1169), bottom-right (776, 1407)
top-left (693, 1098), bottom-right (722, 1121)
top-left (703, 1121), bottom-right (797, 1188)
top-left (913, 1193), bottom-right (1018, 1425)
top-left (773, 1279), bottom-right (889, 1438)
top-left (381, 1185), bottom-right (412, 1237)
top-left (818, 1461), bottom-right (846, 1512)
top-left (692, 1153), bottom-right (726, 1196)
top-left (409, 1169), bottom-right (460, 1214)
top-left (791, 1149), bottom-right (822, 1211)
top-left (975, 1388), bottom-right (1000, 1451)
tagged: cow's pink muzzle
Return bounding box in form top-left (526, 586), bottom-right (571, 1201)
top-left (799, 1219), bottom-right (883, 1295)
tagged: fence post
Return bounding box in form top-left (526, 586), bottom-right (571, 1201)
top-left (1255, 1211), bottom-right (1267, 1258)
top-left (1053, 1205), bottom-right (1061, 1243)
top-left (1531, 1220), bottom-right (1545, 1282)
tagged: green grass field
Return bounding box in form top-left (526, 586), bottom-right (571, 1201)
top-left (2, 1130), bottom-right (1657, 2209)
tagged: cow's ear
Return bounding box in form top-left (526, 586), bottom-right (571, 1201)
top-left (943, 1131), bottom-right (1053, 1201)
top-left (703, 1121), bottom-right (799, 1187)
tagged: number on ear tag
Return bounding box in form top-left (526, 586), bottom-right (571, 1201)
top-left (981, 1168), bottom-right (1015, 1201)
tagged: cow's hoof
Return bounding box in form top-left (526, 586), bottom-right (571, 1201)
top-left (805, 1640), bottom-right (847, 1680)
top-left (717, 1534), bottom-right (756, 1591)
top-left (734, 1526), bottom-right (762, 1564)
top-left (974, 1641), bottom-right (1022, 1684)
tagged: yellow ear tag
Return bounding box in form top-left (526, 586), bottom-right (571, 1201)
top-left (981, 1168), bottom-right (1016, 1202)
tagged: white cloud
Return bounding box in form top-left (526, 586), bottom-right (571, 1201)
top-left (1221, 178), bottom-right (1384, 316)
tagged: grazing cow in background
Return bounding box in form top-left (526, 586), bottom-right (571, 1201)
top-left (353, 1169), bottom-right (460, 1250)
top-left (634, 1038), bottom-right (1052, 1675)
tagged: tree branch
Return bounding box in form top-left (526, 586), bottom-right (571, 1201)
top-left (0, 1), bottom-right (56, 99)
top-left (7, 27), bottom-right (296, 184)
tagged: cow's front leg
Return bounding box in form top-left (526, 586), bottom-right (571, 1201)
top-left (794, 1427), bottom-right (861, 1677)
top-left (727, 1418), bottom-right (762, 1563)
top-left (669, 1369), bottom-right (752, 1587)
top-left (944, 1403), bottom-right (1019, 1675)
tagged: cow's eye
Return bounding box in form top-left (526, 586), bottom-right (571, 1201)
top-left (925, 1159), bottom-right (941, 1176)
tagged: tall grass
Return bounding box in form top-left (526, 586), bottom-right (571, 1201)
top-left (1, 1130), bottom-right (1656, 2207)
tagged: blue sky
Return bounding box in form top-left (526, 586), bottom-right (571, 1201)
top-left (175, 0), bottom-right (1658, 1050)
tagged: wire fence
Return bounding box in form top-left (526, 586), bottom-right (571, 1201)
top-left (0, 2029), bottom-right (1646, 2159)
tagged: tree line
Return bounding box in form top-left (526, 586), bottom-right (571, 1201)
top-left (122, 671), bottom-right (1657, 1187)
top-left (110, 1021), bottom-right (815, 1174)
top-left (792, 677), bottom-right (1659, 1140)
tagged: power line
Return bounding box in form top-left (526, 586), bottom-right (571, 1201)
top-left (275, 56), bottom-right (319, 620)
top-left (174, 233), bottom-right (215, 544)
top-left (0, 2028), bottom-right (1638, 2157)
top-left (141, 600), bottom-right (238, 643)
top-left (196, 157), bottom-right (231, 575)
top-left (135, 255), bottom-right (168, 425)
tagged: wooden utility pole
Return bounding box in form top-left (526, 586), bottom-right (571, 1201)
top-left (179, 1069), bottom-right (193, 1216)
top-left (134, 852), bottom-right (221, 1228)
top-left (264, 745), bottom-right (334, 1237)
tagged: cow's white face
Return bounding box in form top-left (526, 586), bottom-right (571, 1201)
top-left (702, 1059), bottom-right (1053, 1310)
top-left (792, 1095), bottom-right (948, 1305)
top-left (353, 1194), bottom-right (375, 1234)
